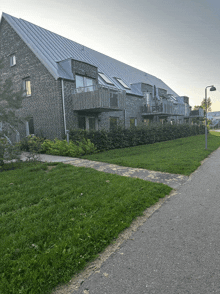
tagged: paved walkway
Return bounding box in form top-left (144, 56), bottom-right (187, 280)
top-left (37, 148), bottom-right (220, 294)
top-left (21, 153), bottom-right (188, 189)
top-left (22, 150), bottom-right (220, 293)
top-left (68, 148), bottom-right (220, 294)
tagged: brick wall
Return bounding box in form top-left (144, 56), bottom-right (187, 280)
top-left (0, 17), bottom-right (64, 140)
top-left (125, 94), bottom-right (144, 127)
top-left (72, 60), bottom-right (98, 80)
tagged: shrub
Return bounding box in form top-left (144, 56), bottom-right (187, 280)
top-left (69, 123), bottom-right (206, 152)
top-left (19, 135), bottom-right (45, 153)
top-left (0, 137), bottom-right (21, 167)
top-left (41, 138), bottom-right (96, 157)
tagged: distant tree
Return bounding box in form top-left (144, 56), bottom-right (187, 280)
top-left (193, 105), bottom-right (202, 111)
top-left (0, 59), bottom-right (24, 131)
top-left (200, 97), bottom-right (212, 113)
top-left (0, 59), bottom-right (24, 166)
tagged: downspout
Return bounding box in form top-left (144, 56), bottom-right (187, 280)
top-left (61, 79), bottom-right (67, 135)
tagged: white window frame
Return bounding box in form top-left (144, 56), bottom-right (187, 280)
top-left (23, 79), bottom-right (32, 97)
top-left (25, 118), bottom-right (34, 136)
top-left (115, 77), bottom-right (130, 89)
top-left (10, 55), bottom-right (16, 67)
top-left (98, 73), bottom-right (114, 85)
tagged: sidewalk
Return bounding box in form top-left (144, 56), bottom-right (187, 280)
top-left (49, 148), bottom-right (220, 294)
top-left (21, 153), bottom-right (188, 189)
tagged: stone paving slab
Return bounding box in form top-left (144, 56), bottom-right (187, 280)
top-left (21, 153), bottom-right (188, 189)
top-left (66, 159), bottom-right (188, 189)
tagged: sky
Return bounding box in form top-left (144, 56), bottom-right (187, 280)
top-left (1, 0), bottom-right (220, 111)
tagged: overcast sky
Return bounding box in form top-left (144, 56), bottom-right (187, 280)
top-left (1, 0), bottom-right (220, 111)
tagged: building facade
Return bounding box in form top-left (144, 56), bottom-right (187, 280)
top-left (0, 13), bottom-right (201, 141)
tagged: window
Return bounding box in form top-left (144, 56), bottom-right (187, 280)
top-left (75, 75), bottom-right (95, 93)
top-left (26, 117), bottom-right (34, 136)
top-left (78, 116), bottom-right (97, 130)
top-left (130, 118), bottom-right (137, 127)
top-left (89, 117), bottom-right (96, 130)
top-left (115, 78), bottom-right (130, 89)
top-left (78, 116), bottom-right (86, 129)
top-left (110, 117), bottom-right (118, 130)
top-left (110, 92), bottom-right (118, 107)
top-left (23, 79), bottom-right (31, 96)
top-left (98, 73), bottom-right (114, 85)
top-left (10, 55), bottom-right (16, 67)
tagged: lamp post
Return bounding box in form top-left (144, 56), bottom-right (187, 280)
top-left (205, 85), bottom-right (216, 149)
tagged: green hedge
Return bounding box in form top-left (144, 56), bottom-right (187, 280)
top-left (69, 124), bottom-right (206, 152)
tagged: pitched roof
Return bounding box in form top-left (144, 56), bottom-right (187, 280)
top-left (1, 12), bottom-right (179, 97)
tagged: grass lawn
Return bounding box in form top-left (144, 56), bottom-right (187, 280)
top-left (0, 162), bottom-right (172, 294)
top-left (82, 133), bottom-right (220, 175)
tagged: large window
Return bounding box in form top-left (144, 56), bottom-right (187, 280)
top-left (78, 116), bottom-right (97, 131)
top-left (75, 75), bottom-right (95, 93)
top-left (23, 78), bottom-right (31, 96)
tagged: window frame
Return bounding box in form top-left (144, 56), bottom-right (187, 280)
top-left (75, 75), bottom-right (95, 93)
top-left (23, 78), bottom-right (32, 97)
top-left (109, 116), bottom-right (118, 130)
top-left (10, 55), bottom-right (16, 67)
top-left (115, 77), bottom-right (130, 89)
top-left (25, 117), bottom-right (34, 136)
top-left (98, 73), bottom-right (114, 85)
top-left (130, 117), bottom-right (137, 127)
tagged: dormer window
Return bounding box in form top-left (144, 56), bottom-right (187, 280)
top-left (98, 73), bottom-right (114, 85)
top-left (10, 55), bottom-right (16, 67)
top-left (75, 75), bottom-right (95, 93)
top-left (115, 78), bottom-right (130, 89)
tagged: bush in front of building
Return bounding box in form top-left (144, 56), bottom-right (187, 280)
top-left (40, 138), bottom-right (96, 157)
top-left (19, 136), bottom-right (97, 157)
top-left (69, 123), bottom-right (206, 152)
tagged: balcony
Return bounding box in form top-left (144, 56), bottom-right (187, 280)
top-left (72, 85), bottom-right (126, 112)
top-left (141, 103), bottom-right (174, 116)
top-left (190, 109), bottom-right (204, 118)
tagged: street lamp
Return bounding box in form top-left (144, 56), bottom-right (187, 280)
top-left (205, 85), bottom-right (216, 149)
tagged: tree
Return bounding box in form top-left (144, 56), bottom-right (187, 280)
top-left (0, 59), bottom-right (24, 166)
top-left (0, 60), bottom-right (24, 132)
top-left (200, 97), bottom-right (212, 113)
top-left (193, 105), bottom-right (202, 111)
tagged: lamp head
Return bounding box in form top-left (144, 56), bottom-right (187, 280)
top-left (210, 86), bottom-right (216, 91)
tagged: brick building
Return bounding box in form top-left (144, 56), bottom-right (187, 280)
top-left (0, 13), bottom-right (200, 141)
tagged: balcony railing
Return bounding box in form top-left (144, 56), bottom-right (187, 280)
top-left (141, 103), bottom-right (173, 115)
top-left (72, 85), bottom-right (126, 112)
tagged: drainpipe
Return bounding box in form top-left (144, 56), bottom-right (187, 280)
top-left (61, 79), bottom-right (67, 135)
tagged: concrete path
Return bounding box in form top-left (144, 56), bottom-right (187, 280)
top-left (21, 153), bottom-right (188, 189)
top-left (49, 148), bottom-right (220, 294)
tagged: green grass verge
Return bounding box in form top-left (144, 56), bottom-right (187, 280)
top-left (82, 134), bottom-right (220, 175)
top-left (0, 162), bottom-right (172, 294)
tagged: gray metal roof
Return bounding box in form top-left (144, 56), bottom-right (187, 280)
top-left (1, 12), bottom-right (179, 97)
